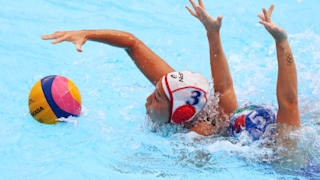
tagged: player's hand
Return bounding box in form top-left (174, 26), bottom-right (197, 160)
top-left (42, 30), bottom-right (88, 52)
top-left (258, 5), bottom-right (287, 43)
top-left (186, 0), bottom-right (222, 33)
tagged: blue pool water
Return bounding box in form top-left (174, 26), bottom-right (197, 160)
top-left (1, 0), bottom-right (320, 179)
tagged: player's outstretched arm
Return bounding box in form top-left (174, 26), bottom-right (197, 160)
top-left (258, 5), bottom-right (300, 128)
top-left (42, 30), bottom-right (174, 85)
top-left (186, 0), bottom-right (238, 116)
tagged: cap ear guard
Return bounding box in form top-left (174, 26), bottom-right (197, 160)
top-left (172, 104), bottom-right (196, 124)
top-left (162, 71), bottom-right (210, 124)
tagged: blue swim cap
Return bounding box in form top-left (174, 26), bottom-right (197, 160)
top-left (229, 105), bottom-right (276, 141)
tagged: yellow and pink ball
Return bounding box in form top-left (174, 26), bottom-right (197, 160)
top-left (28, 75), bottom-right (81, 124)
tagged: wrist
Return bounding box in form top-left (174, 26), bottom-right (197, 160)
top-left (275, 37), bottom-right (288, 44)
top-left (274, 31), bottom-right (288, 44)
top-left (81, 30), bottom-right (93, 40)
top-left (275, 38), bottom-right (289, 47)
top-left (207, 31), bottom-right (220, 38)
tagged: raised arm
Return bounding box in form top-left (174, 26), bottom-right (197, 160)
top-left (186, 0), bottom-right (238, 115)
top-left (258, 5), bottom-right (300, 127)
top-left (42, 30), bottom-right (174, 85)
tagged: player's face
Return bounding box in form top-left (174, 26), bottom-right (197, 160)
top-left (145, 81), bottom-right (170, 124)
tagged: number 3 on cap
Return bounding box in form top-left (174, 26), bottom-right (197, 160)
top-left (186, 90), bottom-right (201, 106)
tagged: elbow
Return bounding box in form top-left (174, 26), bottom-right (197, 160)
top-left (124, 32), bottom-right (136, 40)
top-left (124, 33), bottom-right (141, 50)
top-left (277, 88), bottom-right (298, 108)
top-left (214, 81), bottom-right (234, 94)
top-left (278, 96), bottom-right (298, 111)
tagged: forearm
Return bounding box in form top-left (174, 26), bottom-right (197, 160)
top-left (84, 29), bottom-right (174, 85)
top-left (84, 30), bottom-right (137, 49)
top-left (276, 40), bottom-right (298, 106)
top-left (208, 32), bottom-right (232, 91)
top-left (207, 32), bottom-right (238, 114)
top-left (276, 40), bottom-right (300, 126)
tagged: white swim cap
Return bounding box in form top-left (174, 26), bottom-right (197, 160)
top-left (161, 71), bottom-right (210, 124)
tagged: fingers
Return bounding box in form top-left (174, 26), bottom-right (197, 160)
top-left (259, 20), bottom-right (270, 26)
top-left (185, 5), bottom-right (197, 17)
top-left (257, 13), bottom-right (265, 21)
top-left (217, 16), bottom-right (223, 24)
top-left (52, 34), bottom-right (68, 44)
top-left (198, 0), bottom-right (204, 9)
top-left (197, 6), bottom-right (216, 23)
top-left (186, 0), bottom-right (208, 19)
top-left (76, 38), bottom-right (86, 52)
top-left (262, 8), bottom-right (271, 22)
top-left (261, 4), bottom-right (274, 23)
top-left (268, 4), bottom-right (274, 17)
top-left (41, 31), bottom-right (64, 40)
top-left (41, 34), bottom-right (54, 40)
top-left (189, 0), bottom-right (198, 11)
top-left (197, 6), bottom-right (207, 20)
top-left (76, 43), bottom-right (82, 52)
top-left (41, 30), bottom-right (85, 52)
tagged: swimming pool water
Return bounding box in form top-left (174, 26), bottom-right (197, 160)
top-left (0, 0), bottom-right (319, 179)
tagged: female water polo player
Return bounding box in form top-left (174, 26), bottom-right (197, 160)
top-left (42, 1), bottom-right (300, 138)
